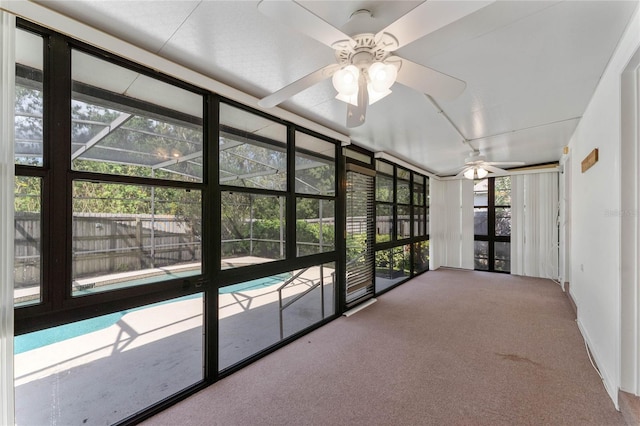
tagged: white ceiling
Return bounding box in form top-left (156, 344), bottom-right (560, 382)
top-left (32, 0), bottom-right (639, 175)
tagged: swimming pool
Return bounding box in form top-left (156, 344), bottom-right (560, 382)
top-left (15, 273), bottom-right (289, 354)
top-left (14, 293), bottom-right (202, 354)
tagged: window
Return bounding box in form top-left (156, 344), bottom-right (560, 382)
top-left (14, 28), bottom-right (44, 306)
top-left (374, 160), bottom-right (429, 294)
top-left (70, 49), bottom-right (204, 296)
top-left (14, 20), bottom-right (342, 425)
top-left (474, 176), bottom-right (511, 272)
top-left (221, 192), bottom-right (286, 268)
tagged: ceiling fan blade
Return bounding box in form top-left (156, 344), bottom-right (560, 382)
top-left (455, 166), bottom-right (471, 179)
top-left (258, 0), bottom-right (355, 50)
top-left (391, 56), bottom-right (466, 100)
top-left (258, 63), bottom-right (340, 108)
top-left (484, 165), bottom-right (508, 175)
top-left (485, 161), bottom-right (526, 167)
top-left (346, 77), bottom-right (369, 128)
top-left (375, 1), bottom-right (495, 51)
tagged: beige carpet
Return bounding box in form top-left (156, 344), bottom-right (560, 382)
top-left (143, 268), bottom-right (626, 426)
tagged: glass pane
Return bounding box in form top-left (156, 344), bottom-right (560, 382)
top-left (397, 175), bottom-right (410, 205)
top-left (15, 294), bottom-right (204, 425)
top-left (413, 206), bottom-right (425, 237)
top-left (376, 174), bottom-right (394, 202)
top-left (426, 207), bottom-right (430, 236)
top-left (474, 241), bottom-right (489, 270)
top-left (414, 240), bottom-right (429, 274)
top-left (495, 207), bottom-right (511, 237)
top-left (71, 51), bottom-right (204, 182)
top-left (221, 192), bottom-right (286, 268)
top-left (375, 204), bottom-right (393, 243)
top-left (397, 205), bottom-right (411, 239)
top-left (219, 264), bottom-right (335, 370)
top-left (14, 176), bottom-right (42, 306)
top-left (220, 103), bottom-right (287, 190)
top-left (474, 179), bottom-right (488, 206)
top-left (495, 242), bottom-right (511, 272)
top-left (397, 168), bottom-right (410, 180)
top-left (72, 182), bottom-right (202, 295)
top-left (413, 179), bottom-right (425, 206)
top-left (495, 176), bottom-right (511, 206)
top-left (376, 160), bottom-right (393, 175)
top-left (375, 245), bottom-right (410, 293)
top-left (425, 177), bottom-right (430, 207)
top-left (474, 207), bottom-right (488, 235)
top-left (15, 29), bottom-right (44, 166)
top-left (296, 198), bottom-right (335, 256)
top-left (295, 132), bottom-right (335, 196)
top-left (343, 147), bottom-right (371, 164)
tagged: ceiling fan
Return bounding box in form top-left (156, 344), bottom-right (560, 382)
top-left (256, 0), bottom-right (494, 128)
top-left (455, 151), bottom-right (525, 179)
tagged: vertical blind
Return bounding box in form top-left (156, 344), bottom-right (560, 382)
top-left (511, 172), bottom-right (560, 279)
top-left (0, 11), bottom-right (15, 426)
top-left (430, 179), bottom-right (474, 270)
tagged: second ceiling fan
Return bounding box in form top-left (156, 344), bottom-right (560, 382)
top-left (257, 0), bottom-right (494, 128)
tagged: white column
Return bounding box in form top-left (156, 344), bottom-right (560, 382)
top-left (0, 10), bottom-right (16, 426)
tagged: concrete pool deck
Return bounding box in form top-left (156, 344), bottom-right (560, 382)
top-left (14, 264), bottom-right (335, 426)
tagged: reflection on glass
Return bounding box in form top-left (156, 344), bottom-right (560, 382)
top-left (376, 174), bottom-right (393, 202)
top-left (495, 242), bottom-right (511, 272)
top-left (14, 176), bottom-right (42, 306)
top-left (72, 182), bottom-right (202, 295)
top-left (474, 207), bottom-right (488, 235)
top-left (71, 51), bottom-right (204, 182)
top-left (15, 294), bottom-right (204, 425)
top-left (474, 241), bottom-right (489, 270)
top-left (376, 204), bottom-right (393, 243)
top-left (219, 264), bottom-right (335, 370)
top-left (397, 205), bottom-right (411, 239)
top-left (15, 29), bottom-right (44, 166)
top-left (296, 198), bottom-right (335, 256)
top-left (495, 207), bottom-right (511, 236)
top-left (221, 192), bottom-right (286, 269)
top-left (414, 240), bottom-right (429, 274)
top-left (220, 103), bottom-right (287, 190)
top-left (375, 245), bottom-right (410, 293)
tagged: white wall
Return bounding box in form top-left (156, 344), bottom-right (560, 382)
top-left (620, 41), bottom-right (640, 395)
top-left (567, 3), bottom-right (640, 405)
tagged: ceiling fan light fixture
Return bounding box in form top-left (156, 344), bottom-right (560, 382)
top-left (463, 166), bottom-right (489, 180)
top-left (368, 61), bottom-right (397, 93)
top-left (367, 84), bottom-right (391, 105)
top-left (335, 91), bottom-right (359, 106)
top-left (463, 168), bottom-right (475, 180)
top-left (332, 65), bottom-right (360, 97)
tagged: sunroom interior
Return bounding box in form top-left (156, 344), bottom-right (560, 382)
top-left (2, 1), bottom-right (640, 425)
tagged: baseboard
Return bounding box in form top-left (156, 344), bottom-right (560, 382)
top-left (619, 390), bottom-right (640, 425)
top-left (576, 318), bottom-right (618, 410)
top-left (563, 282), bottom-right (577, 318)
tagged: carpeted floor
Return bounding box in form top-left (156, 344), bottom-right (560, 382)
top-left (143, 268), bottom-right (626, 426)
